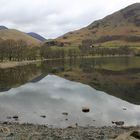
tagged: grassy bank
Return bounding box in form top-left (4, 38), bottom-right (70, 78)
top-left (0, 60), bottom-right (42, 69)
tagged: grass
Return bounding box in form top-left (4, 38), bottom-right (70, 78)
top-left (49, 45), bottom-right (81, 55)
top-left (0, 29), bottom-right (41, 45)
top-left (51, 45), bottom-right (79, 51)
top-left (51, 40), bottom-right (140, 50)
top-left (97, 40), bottom-right (140, 48)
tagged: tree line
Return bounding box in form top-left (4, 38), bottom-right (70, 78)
top-left (0, 39), bottom-right (134, 62)
top-left (78, 39), bottom-right (132, 57)
top-left (0, 39), bottom-right (39, 62)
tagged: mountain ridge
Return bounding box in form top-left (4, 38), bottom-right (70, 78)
top-left (0, 26), bottom-right (8, 30)
top-left (0, 29), bottom-right (41, 45)
top-left (56, 3), bottom-right (140, 46)
top-left (27, 32), bottom-right (46, 42)
top-left (0, 26), bottom-right (41, 45)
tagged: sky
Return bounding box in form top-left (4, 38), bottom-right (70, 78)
top-left (0, 0), bottom-right (140, 39)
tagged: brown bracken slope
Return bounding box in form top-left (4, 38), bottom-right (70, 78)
top-left (56, 3), bottom-right (140, 46)
top-left (0, 28), bottom-right (41, 46)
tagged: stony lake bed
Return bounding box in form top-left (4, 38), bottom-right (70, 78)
top-left (0, 123), bottom-right (140, 140)
top-left (0, 56), bottom-right (140, 139)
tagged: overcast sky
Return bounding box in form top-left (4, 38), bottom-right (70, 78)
top-left (0, 0), bottom-right (139, 39)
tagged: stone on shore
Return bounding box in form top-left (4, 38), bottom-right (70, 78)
top-left (82, 107), bottom-right (90, 113)
top-left (115, 130), bottom-right (140, 140)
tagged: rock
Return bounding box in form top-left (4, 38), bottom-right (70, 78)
top-left (112, 121), bottom-right (124, 126)
top-left (13, 115), bottom-right (19, 121)
top-left (3, 122), bottom-right (8, 124)
top-left (62, 112), bottom-right (68, 116)
top-left (7, 116), bottom-right (12, 119)
top-left (67, 124), bottom-right (77, 128)
top-left (40, 115), bottom-right (46, 118)
top-left (75, 123), bottom-right (78, 127)
top-left (115, 130), bottom-right (140, 140)
top-left (0, 127), bottom-right (10, 134)
top-left (82, 107), bottom-right (90, 113)
top-left (7, 132), bottom-right (14, 137)
top-left (130, 131), bottom-right (140, 139)
top-left (123, 107), bottom-right (127, 110)
top-left (13, 115), bottom-right (19, 119)
top-left (64, 74), bottom-right (69, 77)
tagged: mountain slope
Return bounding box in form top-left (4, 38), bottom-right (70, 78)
top-left (27, 32), bottom-right (46, 42)
top-left (56, 3), bottom-right (140, 46)
top-left (0, 28), bottom-right (41, 45)
top-left (0, 26), bottom-right (8, 30)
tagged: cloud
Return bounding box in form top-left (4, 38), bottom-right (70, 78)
top-left (0, 0), bottom-right (139, 38)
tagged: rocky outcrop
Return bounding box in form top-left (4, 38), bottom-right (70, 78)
top-left (115, 130), bottom-right (140, 140)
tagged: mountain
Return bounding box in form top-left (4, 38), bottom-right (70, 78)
top-left (27, 32), bottom-right (46, 42)
top-left (0, 26), bottom-right (41, 45)
top-left (0, 26), bottom-right (8, 30)
top-left (56, 3), bottom-right (140, 47)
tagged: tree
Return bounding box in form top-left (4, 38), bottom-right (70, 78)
top-left (79, 39), bottom-right (93, 56)
top-left (16, 40), bottom-right (27, 61)
top-left (4, 39), bottom-right (17, 61)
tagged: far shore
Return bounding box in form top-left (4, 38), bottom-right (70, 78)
top-left (0, 60), bottom-right (42, 69)
top-left (0, 55), bottom-right (134, 69)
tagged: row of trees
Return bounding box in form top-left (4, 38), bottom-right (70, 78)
top-left (40, 44), bottom-right (65, 59)
top-left (40, 45), bottom-right (132, 60)
top-left (97, 46), bottom-right (132, 56)
top-left (0, 39), bottom-right (134, 62)
top-left (40, 46), bottom-right (82, 59)
top-left (0, 39), bottom-right (39, 62)
top-left (79, 39), bottom-right (132, 56)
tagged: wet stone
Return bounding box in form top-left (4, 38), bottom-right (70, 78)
top-left (40, 115), bottom-right (46, 118)
top-left (130, 131), bottom-right (140, 139)
top-left (82, 107), bottom-right (90, 113)
top-left (62, 112), bottom-right (68, 116)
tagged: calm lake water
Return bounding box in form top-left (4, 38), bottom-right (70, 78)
top-left (0, 56), bottom-right (140, 127)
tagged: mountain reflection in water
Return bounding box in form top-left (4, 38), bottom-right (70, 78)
top-left (0, 75), bottom-right (140, 127)
top-left (0, 57), bottom-right (140, 105)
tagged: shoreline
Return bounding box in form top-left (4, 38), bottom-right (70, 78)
top-left (0, 55), bottom-right (134, 69)
top-left (0, 122), bottom-right (140, 139)
top-left (0, 60), bottom-right (42, 69)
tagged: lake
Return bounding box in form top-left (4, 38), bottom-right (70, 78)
top-left (0, 56), bottom-right (140, 127)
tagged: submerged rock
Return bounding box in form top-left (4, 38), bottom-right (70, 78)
top-left (13, 116), bottom-right (18, 119)
top-left (6, 116), bottom-right (12, 119)
top-left (112, 121), bottom-right (124, 126)
top-left (123, 107), bottom-right (127, 110)
top-left (13, 116), bottom-right (19, 121)
top-left (40, 115), bottom-right (46, 118)
top-left (3, 122), bottom-right (9, 125)
top-left (82, 107), bottom-right (90, 113)
top-left (62, 112), bottom-right (68, 116)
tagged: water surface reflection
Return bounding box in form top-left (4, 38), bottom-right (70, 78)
top-left (0, 57), bottom-right (140, 127)
top-left (0, 75), bottom-right (140, 127)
